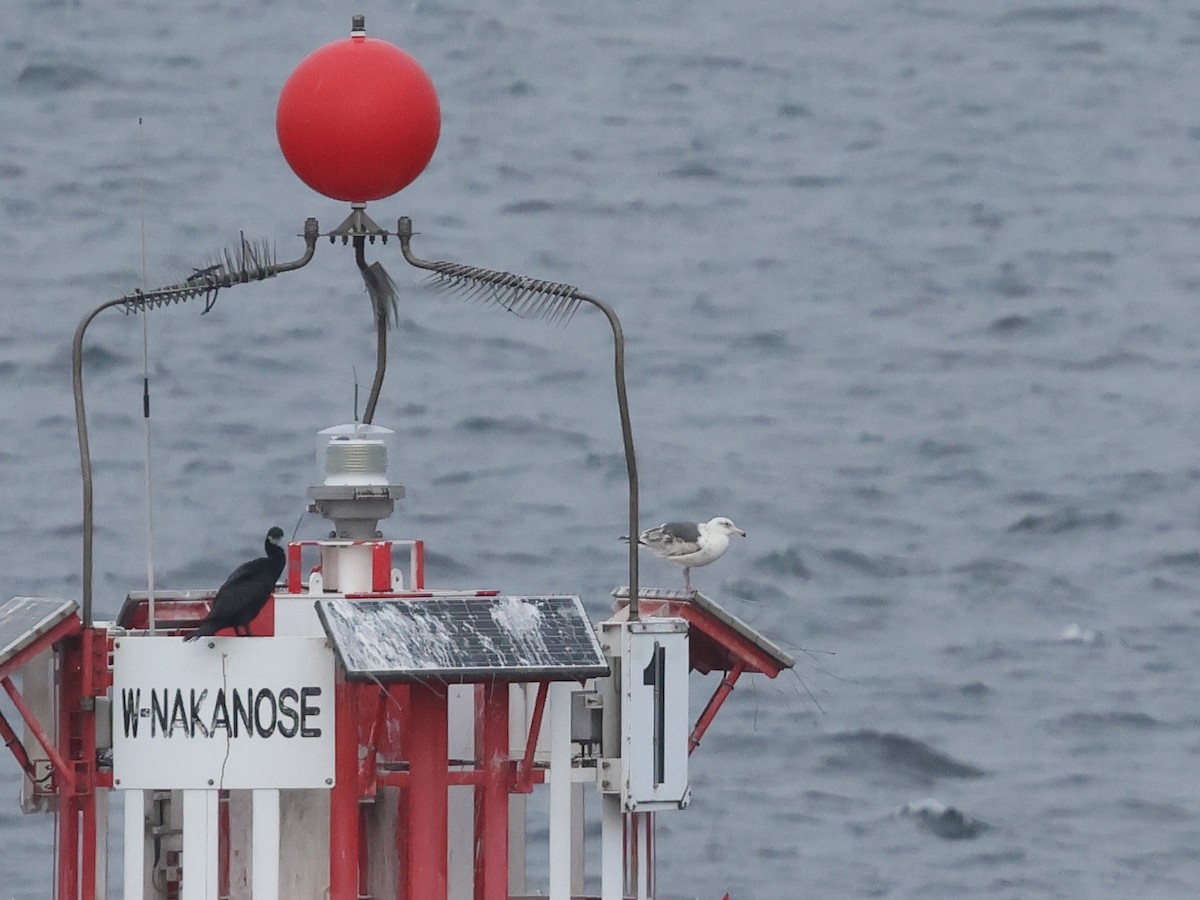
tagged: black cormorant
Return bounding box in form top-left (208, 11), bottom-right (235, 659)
top-left (184, 526), bottom-right (286, 641)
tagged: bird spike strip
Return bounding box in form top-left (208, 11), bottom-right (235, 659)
top-left (422, 261), bottom-right (583, 326)
top-left (119, 234), bottom-right (277, 316)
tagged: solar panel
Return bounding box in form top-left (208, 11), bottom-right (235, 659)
top-left (0, 597), bottom-right (78, 670)
top-left (316, 595), bottom-right (610, 683)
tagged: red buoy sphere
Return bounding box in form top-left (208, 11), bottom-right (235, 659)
top-left (276, 29), bottom-right (440, 203)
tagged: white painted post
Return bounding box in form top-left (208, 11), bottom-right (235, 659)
top-left (123, 789), bottom-right (146, 900)
top-left (252, 789), bottom-right (280, 900)
top-left (600, 794), bottom-right (624, 900)
top-left (447, 684), bottom-right (476, 900)
top-left (182, 790), bottom-right (219, 900)
top-left (548, 682), bottom-right (572, 900)
top-left (571, 782), bottom-right (586, 896)
top-left (95, 787), bottom-right (109, 899)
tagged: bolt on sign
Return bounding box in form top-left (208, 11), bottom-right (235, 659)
top-left (112, 637), bottom-right (335, 790)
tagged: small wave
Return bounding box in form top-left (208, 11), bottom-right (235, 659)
top-left (1151, 550), bottom-right (1200, 569)
top-left (724, 578), bottom-right (789, 604)
top-left (917, 438), bottom-right (974, 459)
top-left (1055, 350), bottom-right (1157, 371)
top-left (667, 161), bottom-right (722, 180)
top-left (422, 549), bottom-right (472, 578)
top-left (786, 174), bottom-right (842, 189)
top-left (1006, 507), bottom-right (1122, 535)
top-left (987, 314), bottom-right (1036, 335)
top-left (731, 331), bottom-right (791, 352)
top-left (756, 547), bottom-right (811, 578)
top-left (951, 557), bottom-right (1029, 588)
top-left (16, 62), bottom-right (101, 92)
top-left (898, 798), bottom-right (990, 840)
top-left (500, 199), bottom-right (557, 215)
top-left (823, 729), bottom-right (987, 780)
top-left (76, 343), bottom-right (130, 373)
top-left (455, 416), bottom-right (590, 448)
top-left (822, 548), bottom-right (914, 578)
top-left (997, 4), bottom-right (1137, 26)
top-left (1050, 710), bottom-right (1164, 734)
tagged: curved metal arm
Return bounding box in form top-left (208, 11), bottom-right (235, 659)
top-left (73, 220), bottom-right (319, 626)
top-left (396, 217), bottom-right (641, 615)
top-left (355, 236), bottom-right (395, 425)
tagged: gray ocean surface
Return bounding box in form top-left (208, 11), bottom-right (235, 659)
top-left (4, 1), bottom-right (1200, 897)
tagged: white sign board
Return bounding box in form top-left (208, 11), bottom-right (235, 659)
top-left (112, 636), bottom-right (335, 790)
top-left (620, 620), bottom-right (690, 811)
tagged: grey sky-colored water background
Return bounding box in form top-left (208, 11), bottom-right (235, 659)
top-left (5, 1), bottom-right (1200, 897)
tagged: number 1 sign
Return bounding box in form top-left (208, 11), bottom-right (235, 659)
top-left (619, 620), bottom-right (690, 811)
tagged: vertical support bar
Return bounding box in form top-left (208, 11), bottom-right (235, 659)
top-left (91, 788), bottom-right (108, 900)
top-left (548, 682), bottom-right (573, 900)
top-left (252, 789), bottom-right (280, 900)
top-left (59, 797), bottom-right (80, 900)
top-left (287, 543), bottom-right (302, 593)
top-left (635, 812), bottom-right (650, 900)
top-left (413, 541), bottom-right (425, 590)
top-left (217, 792), bottom-right (230, 900)
top-left (330, 676), bottom-right (360, 898)
top-left (57, 637), bottom-right (81, 900)
top-left (358, 805), bottom-right (371, 900)
top-left (123, 790), bottom-right (146, 900)
top-left (571, 782), bottom-right (586, 896)
top-left (182, 791), bottom-right (219, 900)
top-left (600, 794), bottom-right (624, 900)
top-left (371, 542), bottom-right (391, 592)
top-left (506, 684), bottom-right (528, 898)
top-left (474, 683), bottom-right (509, 900)
top-left (407, 683), bottom-right (448, 900)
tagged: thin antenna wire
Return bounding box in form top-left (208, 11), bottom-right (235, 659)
top-left (138, 116), bottom-right (158, 632)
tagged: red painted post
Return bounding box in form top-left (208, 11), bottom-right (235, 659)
top-left (392, 683), bottom-right (411, 900)
top-left (330, 674), bottom-right (360, 898)
top-left (413, 541), bottom-right (425, 589)
top-left (406, 682), bottom-right (448, 900)
top-left (372, 542), bottom-right (392, 591)
top-left (517, 682), bottom-right (549, 793)
top-left (218, 791), bottom-right (231, 900)
top-left (689, 664), bottom-right (745, 755)
top-left (57, 639), bottom-right (80, 900)
top-left (358, 804), bottom-right (371, 900)
top-left (288, 542), bottom-right (303, 593)
top-left (473, 683), bottom-right (509, 900)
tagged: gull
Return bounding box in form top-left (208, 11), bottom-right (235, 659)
top-left (625, 516), bottom-right (746, 591)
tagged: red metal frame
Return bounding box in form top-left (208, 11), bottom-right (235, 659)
top-left (617, 596), bottom-right (789, 677)
top-left (57, 635), bottom-right (81, 900)
top-left (288, 541), bottom-right (304, 593)
top-left (0, 707), bottom-right (34, 778)
top-left (689, 663), bottom-right (745, 755)
top-left (517, 682), bottom-right (550, 794)
top-left (407, 682), bottom-right (449, 900)
top-left (330, 673), bottom-right (361, 899)
top-left (0, 612), bottom-right (80, 681)
top-left (286, 539), bottom-right (427, 594)
top-left (372, 542), bottom-right (392, 591)
top-left (0, 677), bottom-right (75, 794)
